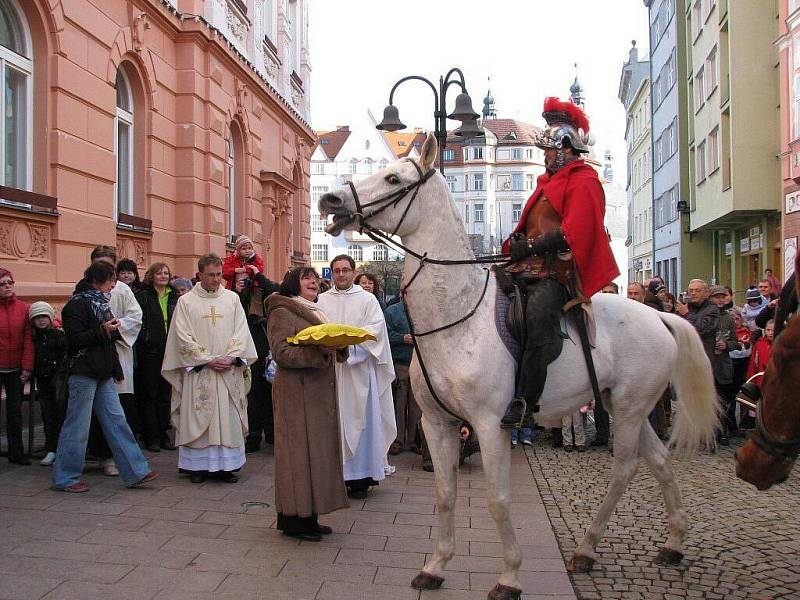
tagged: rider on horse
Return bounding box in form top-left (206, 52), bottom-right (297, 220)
top-left (500, 97), bottom-right (619, 429)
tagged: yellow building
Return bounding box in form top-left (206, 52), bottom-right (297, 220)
top-left (685, 0), bottom-right (781, 297)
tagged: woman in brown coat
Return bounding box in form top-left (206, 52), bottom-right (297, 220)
top-left (266, 266), bottom-right (349, 541)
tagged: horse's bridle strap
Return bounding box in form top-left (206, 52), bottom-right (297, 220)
top-left (751, 399), bottom-right (800, 461)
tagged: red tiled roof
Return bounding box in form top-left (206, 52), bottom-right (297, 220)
top-left (383, 130), bottom-right (427, 158)
top-left (315, 126), bottom-right (351, 160)
top-left (481, 119), bottom-right (542, 145)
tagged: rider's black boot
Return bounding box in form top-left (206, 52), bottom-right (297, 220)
top-left (500, 397), bottom-right (526, 430)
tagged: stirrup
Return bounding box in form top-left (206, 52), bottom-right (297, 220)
top-left (500, 398), bottom-right (527, 430)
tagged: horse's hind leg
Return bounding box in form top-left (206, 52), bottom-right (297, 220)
top-left (569, 413), bottom-right (643, 573)
top-left (473, 421), bottom-right (522, 599)
top-left (639, 420), bottom-right (687, 566)
top-left (411, 414), bottom-right (460, 590)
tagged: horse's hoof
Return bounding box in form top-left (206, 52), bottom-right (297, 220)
top-left (654, 547), bottom-right (684, 566)
top-left (487, 582), bottom-right (522, 600)
top-left (567, 554), bottom-right (595, 572)
top-left (410, 571), bottom-right (444, 590)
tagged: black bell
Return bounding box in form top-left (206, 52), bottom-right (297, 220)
top-left (453, 119), bottom-right (484, 138)
top-left (376, 105), bottom-right (406, 132)
top-left (447, 93), bottom-right (480, 122)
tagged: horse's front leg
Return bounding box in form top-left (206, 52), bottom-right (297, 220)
top-left (411, 414), bottom-right (460, 590)
top-left (474, 420), bottom-right (522, 600)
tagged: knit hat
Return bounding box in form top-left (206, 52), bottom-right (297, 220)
top-left (745, 288), bottom-right (762, 301)
top-left (709, 285), bottom-right (727, 297)
top-left (172, 277), bottom-right (192, 289)
top-left (234, 235), bottom-right (253, 250)
top-left (29, 301), bottom-right (55, 322)
top-left (648, 280), bottom-right (665, 295)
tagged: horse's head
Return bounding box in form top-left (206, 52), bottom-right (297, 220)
top-left (319, 133), bottom-right (442, 238)
top-left (735, 435), bottom-right (797, 491)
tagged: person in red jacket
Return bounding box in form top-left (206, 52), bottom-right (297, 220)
top-left (500, 97), bottom-right (619, 428)
top-left (0, 267), bottom-right (34, 465)
top-left (222, 235), bottom-right (266, 290)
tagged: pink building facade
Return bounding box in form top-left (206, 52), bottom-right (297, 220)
top-left (0, 0), bottom-right (314, 305)
top-left (779, 0), bottom-right (800, 279)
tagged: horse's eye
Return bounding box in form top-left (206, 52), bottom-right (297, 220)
top-left (385, 174), bottom-right (401, 185)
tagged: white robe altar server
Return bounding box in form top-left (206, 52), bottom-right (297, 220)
top-left (317, 255), bottom-right (395, 499)
top-left (161, 254), bottom-right (258, 483)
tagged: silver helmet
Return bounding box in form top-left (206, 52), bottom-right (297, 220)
top-left (535, 97), bottom-right (593, 154)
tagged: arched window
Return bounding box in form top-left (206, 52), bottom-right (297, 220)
top-left (0, 0), bottom-right (32, 190)
top-left (347, 244), bottom-right (363, 262)
top-left (364, 158), bottom-right (373, 175)
top-left (349, 158), bottom-right (358, 175)
top-left (227, 123), bottom-right (245, 240)
top-left (115, 68), bottom-right (133, 218)
top-left (379, 159), bottom-right (388, 171)
top-left (373, 244), bottom-right (388, 261)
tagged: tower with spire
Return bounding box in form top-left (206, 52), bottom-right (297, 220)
top-left (570, 63), bottom-right (585, 108)
top-left (482, 77), bottom-right (497, 120)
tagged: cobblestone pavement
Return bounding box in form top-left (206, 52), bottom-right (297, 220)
top-left (0, 442), bottom-right (574, 600)
top-left (524, 434), bottom-right (800, 600)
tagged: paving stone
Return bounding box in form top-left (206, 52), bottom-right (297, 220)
top-left (0, 573), bottom-right (63, 600)
top-left (316, 580), bottom-right (419, 600)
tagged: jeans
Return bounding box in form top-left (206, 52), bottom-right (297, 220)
top-left (511, 427), bottom-right (533, 444)
top-left (0, 370), bottom-right (24, 461)
top-left (53, 375), bottom-right (150, 488)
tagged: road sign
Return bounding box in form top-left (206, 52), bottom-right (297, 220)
top-left (322, 267), bottom-right (332, 280)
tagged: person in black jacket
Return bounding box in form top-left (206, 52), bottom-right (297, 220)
top-left (52, 261), bottom-right (157, 493)
top-left (134, 262), bottom-right (179, 452)
top-left (232, 270), bottom-right (279, 453)
top-left (29, 301), bottom-right (67, 466)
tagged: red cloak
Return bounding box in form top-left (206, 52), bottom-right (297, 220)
top-left (501, 160), bottom-right (619, 297)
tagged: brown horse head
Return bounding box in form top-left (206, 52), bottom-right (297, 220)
top-left (734, 257), bottom-right (800, 489)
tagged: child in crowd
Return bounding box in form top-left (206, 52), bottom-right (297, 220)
top-left (29, 302), bottom-right (67, 466)
top-left (222, 235), bottom-right (266, 290)
top-left (744, 319), bottom-right (775, 429)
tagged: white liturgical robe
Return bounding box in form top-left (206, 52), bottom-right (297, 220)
top-left (110, 280), bottom-right (142, 395)
top-left (317, 285), bottom-right (396, 482)
top-left (161, 284), bottom-right (258, 472)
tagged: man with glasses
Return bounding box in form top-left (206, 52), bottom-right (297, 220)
top-left (676, 279), bottom-right (719, 366)
top-left (317, 255), bottom-right (396, 500)
top-left (0, 268), bottom-right (34, 465)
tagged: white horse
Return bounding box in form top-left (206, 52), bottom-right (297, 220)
top-left (319, 133), bottom-right (718, 600)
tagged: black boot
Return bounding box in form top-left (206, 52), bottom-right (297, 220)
top-left (280, 515), bottom-right (321, 542)
top-left (500, 397), bottom-right (526, 430)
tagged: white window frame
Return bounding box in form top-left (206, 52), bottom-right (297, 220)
top-left (696, 140), bottom-right (707, 183)
top-left (471, 147), bottom-right (483, 160)
top-left (794, 74), bottom-right (800, 140)
top-left (668, 123), bottom-right (676, 156)
top-left (364, 158), bottom-right (373, 175)
top-left (445, 175), bottom-right (456, 192)
top-left (474, 203), bottom-right (484, 223)
top-left (512, 173), bottom-right (523, 191)
top-left (705, 45), bottom-right (718, 98)
top-left (473, 173), bottom-right (484, 191)
top-left (347, 243), bottom-right (363, 262)
top-left (0, 0), bottom-right (33, 192)
top-left (511, 148), bottom-right (522, 160)
top-left (707, 127), bottom-right (720, 173)
top-left (226, 134), bottom-right (235, 237)
top-left (512, 203), bottom-right (522, 222)
top-left (311, 243), bottom-right (328, 262)
top-left (349, 159), bottom-right (357, 175)
top-left (373, 244), bottom-right (388, 261)
top-left (694, 68), bottom-right (705, 112)
top-left (442, 148), bottom-right (455, 161)
top-left (314, 162), bottom-right (325, 174)
top-left (115, 69), bottom-right (134, 219)
top-left (379, 158), bottom-right (388, 171)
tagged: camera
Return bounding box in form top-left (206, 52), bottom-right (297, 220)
top-left (241, 277), bottom-right (252, 288)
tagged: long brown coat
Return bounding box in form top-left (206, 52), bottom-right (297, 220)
top-left (266, 294), bottom-right (349, 517)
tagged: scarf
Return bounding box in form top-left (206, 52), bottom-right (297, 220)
top-left (73, 287), bottom-right (114, 325)
top-left (293, 296), bottom-right (328, 323)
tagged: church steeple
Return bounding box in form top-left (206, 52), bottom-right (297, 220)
top-left (482, 77), bottom-right (497, 119)
top-left (570, 63), bottom-right (585, 108)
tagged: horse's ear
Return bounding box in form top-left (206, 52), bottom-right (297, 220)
top-left (419, 132), bottom-right (438, 173)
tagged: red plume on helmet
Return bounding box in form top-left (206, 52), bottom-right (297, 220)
top-left (542, 97), bottom-right (590, 133)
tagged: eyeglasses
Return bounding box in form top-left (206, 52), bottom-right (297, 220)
top-left (332, 268), bottom-right (353, 274)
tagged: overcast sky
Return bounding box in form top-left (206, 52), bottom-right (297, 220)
top-left (308, 0), bottom-right (650, 183)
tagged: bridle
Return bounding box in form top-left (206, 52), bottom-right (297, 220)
top-left (340, 159), bottom-right (510, 422)
top-left (738, 372), bottom-right (800, 462)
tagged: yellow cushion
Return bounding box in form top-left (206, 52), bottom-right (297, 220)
top-left (286, 323), bottom-right (377, 347)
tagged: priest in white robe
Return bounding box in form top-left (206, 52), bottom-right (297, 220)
top-left (317, 255), bottom-right (395, 499)
top-left (161, 254), bottom-right (258, 484)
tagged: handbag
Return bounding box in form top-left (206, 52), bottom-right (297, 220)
top-left (53, 349), bottom-right (85, 406)
top-left (264, 352), bottom-right (276, 383)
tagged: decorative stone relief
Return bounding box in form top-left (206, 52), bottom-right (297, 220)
top-left (0, 220), bottom-right (51, 261)
top-left (236, 83), bottom-right (248, 116)
top-left (226, 5), bottom-right (247, 46)
top-left (132, 13), bottom-right (150, 53)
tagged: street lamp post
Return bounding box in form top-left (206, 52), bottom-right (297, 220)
top-left (376, 68), bottom-right (484, 174)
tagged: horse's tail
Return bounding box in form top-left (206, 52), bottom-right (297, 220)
top-left (657, 311), bottom-right (720, 456)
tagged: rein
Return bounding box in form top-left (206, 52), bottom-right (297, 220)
top-left (344, 160), bottom-right (506, 422)
top-left (751, 388), bottom-right (800, 463)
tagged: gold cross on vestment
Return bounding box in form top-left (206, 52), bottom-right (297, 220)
top-left (202, 306), bottom-right (224, 327)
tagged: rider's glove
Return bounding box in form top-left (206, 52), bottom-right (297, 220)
top-left (509, 239), bottom-right (533, 261)
top-left (509, 229), bottom-right (570, 261)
